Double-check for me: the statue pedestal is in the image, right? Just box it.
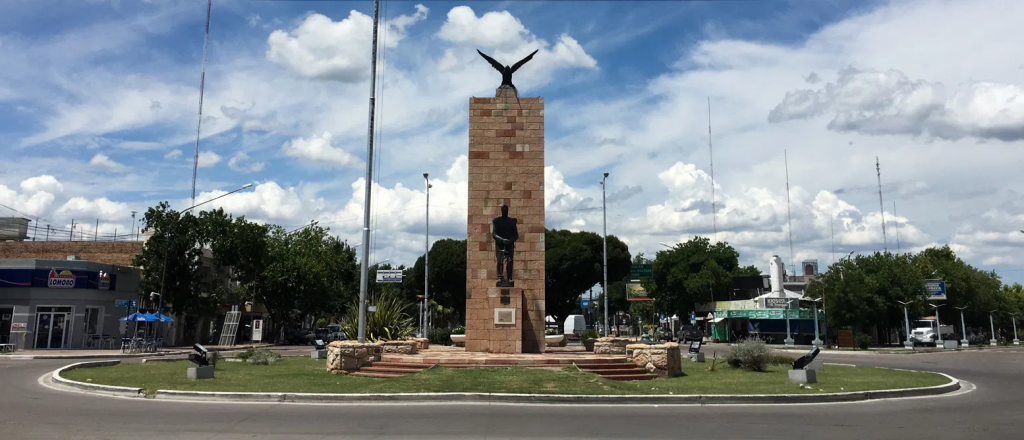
[688,352,705,363]
[788,369,817,384]
[187,365,215,380]
[311,349,327,360]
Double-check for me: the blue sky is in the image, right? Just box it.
[1,0,1022,285]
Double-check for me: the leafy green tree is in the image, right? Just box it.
[544,229,631,325]
[650,236,743,319]
[913,246,1004,325]
[403,239,467,321]
[133,202,216,317]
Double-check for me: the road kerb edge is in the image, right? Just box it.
[50,360,145,398]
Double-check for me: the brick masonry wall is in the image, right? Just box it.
[0,241,144,267]
[465,87,546,354]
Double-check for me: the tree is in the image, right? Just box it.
[913,246,1004,326]
[403,239,467,322]
[650,237,743,319]
[544,229,631,324]
[133,202,216,317]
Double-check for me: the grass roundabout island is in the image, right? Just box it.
[61,356,952,397]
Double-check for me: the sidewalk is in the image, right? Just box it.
[1,343,276,360]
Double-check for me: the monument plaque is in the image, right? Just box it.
[464,51,546,353]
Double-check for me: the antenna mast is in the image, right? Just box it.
[708,97,717,243]
[191,0,213,205]
[894,200,901,254]
[784,150,795,277]
[876,156,887,252]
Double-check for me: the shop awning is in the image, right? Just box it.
[725,309,822,320]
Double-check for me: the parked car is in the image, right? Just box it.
[314,324,346,343]
[677,325,703,342]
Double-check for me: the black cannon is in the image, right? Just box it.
[792,346,820,370]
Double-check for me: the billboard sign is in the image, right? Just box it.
[925,280,947,300]
[629,264,653,279]
[626,283,647,298]
[47,269,76,289]
[376,270,403,283]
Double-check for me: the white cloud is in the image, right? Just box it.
[195,151,221,168]
[768,67,1024,141]
[88,153,129,172]
[266,5,429,82]
[164,149,182,159]
[247,14,261,28]
[228,151,266,173]
[20,175,64,196]
[0,177,59,217]
[437,6,597,71]
[282,131,361,168]
[56,196,131,220]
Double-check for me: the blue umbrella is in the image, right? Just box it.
[119,312,153,322]
[149,312,174,323]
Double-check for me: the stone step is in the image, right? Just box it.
[602,373,657,381]
[370,362,435,370]
[583,368,650,376]
[360,366,427,374]
[575,362,635,369]
[349,371,407,379]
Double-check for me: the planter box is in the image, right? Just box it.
[545,334,565,346]
[583,340,596,352]
[450,334,466,346]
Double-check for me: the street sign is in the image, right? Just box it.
[376,270,403,283]
[689,312,696,321]
[626,283,647,298]
[252,319,263,342]
[765,298,789,309]
[368,305,378,312]
[925,280,947,300]
[581,299,590,309]
[115,299,129,307]
[629,264,653,279]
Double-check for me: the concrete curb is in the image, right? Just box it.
[152,376,960,404]
[9,350,190,360]
[49,360,145,398]
[49,361,962,405]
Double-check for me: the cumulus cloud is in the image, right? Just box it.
[266,5,429,82]
[164,149,182,159]
[88,153,129,172]
[768,67,1024,141]
[282,131,361,168]
[437,6,597,71]
[0,176,60,217]
[20,175,64,196]
[56,196,131,220]
[228,151,266,173]
[195,151,221,168]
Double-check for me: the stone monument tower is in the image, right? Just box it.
[464,50,545,353]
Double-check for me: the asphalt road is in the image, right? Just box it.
[2,347,1023,439]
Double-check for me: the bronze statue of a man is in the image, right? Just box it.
[491,205,519,286]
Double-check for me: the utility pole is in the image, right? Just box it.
[356,0,382,343]
[94,218,99,241]
[707,97,717,243]
[131,211,137,242]
[70,219,75,241]
[784,150,795,277]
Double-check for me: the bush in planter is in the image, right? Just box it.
[545,328,558,335]
[429,327,452,345]
[581,329,599,341]
[726,337,772,372]
[451,326,465,335]
[339,290,414,342]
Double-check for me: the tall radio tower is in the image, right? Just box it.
[876,156,887,252]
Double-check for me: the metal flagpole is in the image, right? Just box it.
[357,0,382,343]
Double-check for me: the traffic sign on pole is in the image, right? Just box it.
[581,299,590,309]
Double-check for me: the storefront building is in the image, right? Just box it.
[0,259,139,350]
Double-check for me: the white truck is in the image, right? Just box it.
[910,318,955,346]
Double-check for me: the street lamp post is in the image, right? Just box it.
[154,183,252,347]
[600,172,609,337]
[989,311,998,346]
[896,300,914,349]
[784,296,795,347]
[931,303,945,347]
[811,298,822,347]
[954,305,969,347]
[1013,314,1020,345]
[423,173,431,339]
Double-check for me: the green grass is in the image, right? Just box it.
[62,357,951,396]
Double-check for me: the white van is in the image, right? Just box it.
[563,315,587,336]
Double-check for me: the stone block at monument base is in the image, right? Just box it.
[382,340,419,355]
[594,337,630,355]
[464,87,546,354]
[807,359,824,371]
[789,369,817,384]
[326,341,381,373]
[311,349,327,360]
[688,352,706,363]
[626,343,682,377]
[187,365,215,380]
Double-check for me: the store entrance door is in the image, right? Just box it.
[0,307,12,344]
[34,307,72,349]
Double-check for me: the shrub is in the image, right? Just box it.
[451,326,465,335]
[247,349,281,365]
[207,351,219,369]
[429,327,452,345]
[726,337,772,372]
[581,329,600,341]
[339,290,415,342]
[768,354,796,366]
[315,318,328,328]
[558,335,569,347]
[236,348,256,361]
[545,328,558,335]
[854,332,871,350]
